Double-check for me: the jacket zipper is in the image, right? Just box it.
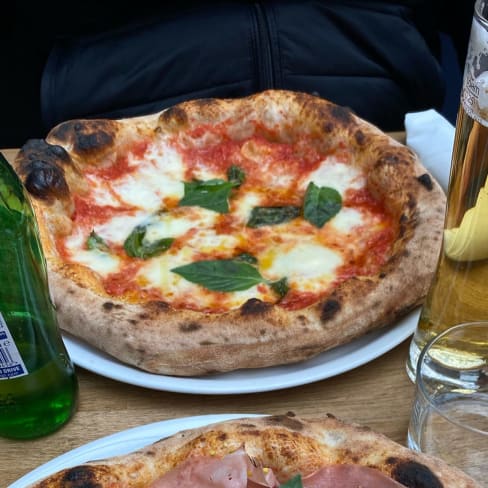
[252,2,275,90]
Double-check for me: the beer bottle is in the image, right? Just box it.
[0,152,78,439]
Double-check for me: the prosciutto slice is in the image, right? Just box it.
[149,448,278,488]
[149,449,405,488]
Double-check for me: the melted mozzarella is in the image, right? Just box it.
[95,212,148,245]
[232,191,263,223]
[304,158,365,196]
[86,175,121,207]
[261,242,343,292]
[71,250,121,276]
[64,230,120,276]
[185,229,241,254]
[331,207,364,233]
[138,247,197,298]
[111,143,185,211]
[143,212,205,244]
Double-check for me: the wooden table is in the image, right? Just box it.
[0,146,416,487]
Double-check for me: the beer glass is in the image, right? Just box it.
[407,0,488,380]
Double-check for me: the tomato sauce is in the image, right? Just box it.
[175,121,324,187]
[103,262,142,296]
[279,291,321,311]
[72,197,121,226]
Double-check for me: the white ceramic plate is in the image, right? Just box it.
[9,413,262,488]
[62,309,418,395]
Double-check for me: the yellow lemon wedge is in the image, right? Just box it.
[444,181,488,261]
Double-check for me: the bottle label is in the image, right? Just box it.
[461,7,488,126]
[0,313,28,380]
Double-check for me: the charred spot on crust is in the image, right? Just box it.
[19,139,71,165]
[193,98,219,110]
[354,129,366,145]
[74,127,114,155]
[240,298,272,315]
[239,423,258,429]
[23,159,69,200]
[377,152,401,166]
[265,414,304,431]
[407,193,417,210]
[242,429,260,437]
[329,104,353,125]
[102,302,115,311]
[145,301,170,314]
[321,298,341,322]
[61,465,113,486]
[399,224,406,238]
[388,459,443,488]
[180,322,202,333]
[159,105,189,129]
[417,173,433,190]
[320,105,354,133]
[217,432,228,441]
[49,120,116,158]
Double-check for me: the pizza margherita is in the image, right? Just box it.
[12,90,446,375]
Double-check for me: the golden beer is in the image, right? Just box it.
[407,4,488,379]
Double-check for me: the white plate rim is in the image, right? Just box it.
[9,413,263,488]
[63,309,418,395]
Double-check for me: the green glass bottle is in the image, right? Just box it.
[0,152,78,439]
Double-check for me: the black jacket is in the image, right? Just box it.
[1,1,474,146]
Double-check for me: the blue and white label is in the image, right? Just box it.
[0,313,28,379]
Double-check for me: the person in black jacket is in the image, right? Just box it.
[0,1,474,148]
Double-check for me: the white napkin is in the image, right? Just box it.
[404,109,456,192]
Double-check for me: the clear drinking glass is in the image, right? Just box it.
[407,322,488,485]
[407,0,488,380]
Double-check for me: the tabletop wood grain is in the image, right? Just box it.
[0,142,416,487]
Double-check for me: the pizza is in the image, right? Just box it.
[25,413,479,487]
[12,90,446,376]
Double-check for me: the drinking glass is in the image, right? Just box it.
[407,322,488,485]
[407,0,488,380]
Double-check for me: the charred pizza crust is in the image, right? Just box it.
[26,413,478,487]
[13,90,446,376]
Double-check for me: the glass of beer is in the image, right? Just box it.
[407,0,488,380]
[407,322,488,485]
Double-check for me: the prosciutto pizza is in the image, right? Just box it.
[12,90,446,376]
[25,413,479,487]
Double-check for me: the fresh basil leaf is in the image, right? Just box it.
[179,179,235,213]
[86,230,110,252]
[303,182,342,228]
[235,252,258,265]
[124,225,174,259]
[227,165,246,187]
[280,474,303,488]
[269,277,289,298]
[171,259,266,292]
[247,205,301,228]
